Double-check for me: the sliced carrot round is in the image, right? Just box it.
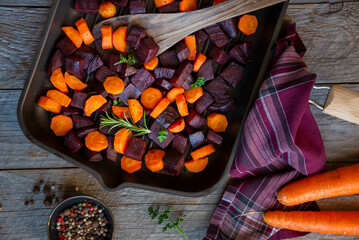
[103,76,125,95]
[113,26,128,52]
[144,56,159,70]
[99,1,117,18]
[168,118,185,133]
[50,114,73,136]
[145,149,165,172]
[46,90,72,107]
[64,72,87,91]
[140,88,163,109]
[50,68,68,93]
[114,129,133,154]
[84,95,107,116]
[121,156,142,174]
[238,14,258,36]
[128,99,143,123]
[37,96,62,113]
[207,113,228,132]
[85,131,108,152]
[184,87,203,104]
[175,94,189,117]
[112,106,130,119]
[166,87,185,103]
[185,157,209,173]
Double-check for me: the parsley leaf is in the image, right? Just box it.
[190,77,205,89]
[114,54,137,66]
[157,129,168,143]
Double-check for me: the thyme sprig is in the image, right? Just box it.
[190,77,205,89]
[114,54,137,66]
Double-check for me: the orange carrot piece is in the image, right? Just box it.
[114,129,133,154]
[99,1,117,18]
[264,211,359,236]
[83,95,107,116]
[144,149,165,172]
[112,106,130,119]
[75,18,95,45]
[277,164,359,206]
[37,96,62,114]
[207,113,228,132]
[166,87,185,103]
[191,144,215,160]
[184,35,196,61]
[238,14,258,36]
[168,118,185,133]
[85,131,108,152]
[46,90,72,107]
[101,25,113,49]
[193,53,207,72]
[103,76,124,95]
[144,56,159,70]
[184,87,203,104]
[150,98,171,119]
[140,87,163,109]
[113,26,128,52]
[62,26,83,48]
[154,0,175,8]
[185,157,208,173]
[121,155,142,174]
[175,95,189,117]
[50,68,68,93]
[64,72,87,91]
[128,99,143,123]
[212,0,226,5]
[50,114,74,136]
[179,0,197,12]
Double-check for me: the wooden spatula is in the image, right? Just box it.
[92,0,287,55]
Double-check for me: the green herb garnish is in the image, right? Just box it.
[148,206,188,240]
[114,54,137,66]
[190,77,205,89]
[113,99,125,107]
[157,129,168,143]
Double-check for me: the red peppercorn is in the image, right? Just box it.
[57,217,63,222]
[64,238,67,240]
[69,212,74,217]
[81,211,84,215]
[90,207,93,211]
[59,235,64,240]
[60,226,65,230]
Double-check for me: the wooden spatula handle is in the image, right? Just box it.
[323,85,359,125]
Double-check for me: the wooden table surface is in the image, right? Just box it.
[1,0,359,239]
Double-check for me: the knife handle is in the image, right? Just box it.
[323,85,359,125]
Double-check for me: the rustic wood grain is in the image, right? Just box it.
[0,1,52,7]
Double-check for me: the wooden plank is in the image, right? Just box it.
[0,0,52,7]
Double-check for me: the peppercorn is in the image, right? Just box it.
[44,197,52,206]
[29,199,34,205]
[24,200,29,206]
[32,185,40,195]
[43,185,51,194]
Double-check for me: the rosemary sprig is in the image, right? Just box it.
[190,77,205,89]
[114,54,137,66]
[157,129,168,143]
[100,111,151,137]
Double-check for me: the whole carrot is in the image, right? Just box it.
[264,211,359,235]
[277,164,359,206]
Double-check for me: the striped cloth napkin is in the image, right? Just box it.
[203,23,327,240]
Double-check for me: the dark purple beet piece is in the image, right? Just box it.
[72,115,94,129]
[99,125,120,136]
[103,136,118,162]
[185,109,207,129]
[56,37,77,56]
[208,46,230,66]
[170,62,194,87]
[156,105,180,128]
[120,64,138,78]
[157,86,169,97]
[204,23,229,48]
[95,66,118,83]
[219,18,239,39]
[130,68,155,92]
[158,1,179,13]
[220,61,244,87]
[136,37,160,64]
[84,148,103,162]
[185,124,196,134]
[87,79,108,98]
[76,127,97,138]
[62,106,81,116]
[48,49,64,74]
[94,38,111,60]
[64,131,83,153]
[162,148,185,176]
[182,74,194,91]
[172,134,189,154]
[207,130,223,145]
[159,50,180,67]
[97,101,111,114]
[119,83,142,105]
[175,42,190,63]
[124,137,147,160]
[111,0,128,7]
[208,97,236,113]
[154,78,173,91]
[87,55,104,74]
[148,121,175,149]
[107,54,124,73]
[75,0,99,13]
[74,45,96,70]
[195,91,215,114]
[197,60,214,81]
[129,0,146,15]
[229,44,249,65]
[239,42,253,59]
[154,67,175,79]
[65,56,85,80]
[205,75,229,98]
[126,27,146,49]
[189,131,206,149]
[194,30,209,46]
[70,91,88,109]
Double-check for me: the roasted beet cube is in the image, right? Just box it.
[126,27,146,49]
[87,55,104,74]
[74,45,96,70]
[48,49,64,74]
[111,0,128,7]
[76,127,97,138]
[197,60,214,81]
[70,91,88,109]
[194,30,209,46]
[159,50,179,67]
[136,37,160,64]
[156,105,180,128]
[175,41,190,63]
[239,42,253,59]
[119,83,142,105]
[56,37,77,56]
[154,78,173,91]
[64,131,83,153]
[72,115,94,129]
[84,148,103,162]
[129,0,146,14]
[185,124,196,134]
[124,137,147,160]
[75,0,99,13]
[205,75,229,98]
[87,79,108,98]
[148,121,175,149]
[95,66,118,83]
[107,54,124,73]
[65,56,85,80]
[207,130,223,145]
[182,74,194,90]
[219,18,239,39]
[99,125,120,136]
[103,136,118,162]
[220,61,244,87]
[120,64,138,78]
[130,67,155,92]
[208,97,236,113]
[172,134,189,154]
[154,67,175,79]
[62,106,81,116]
[158,1,179,12]
[208,46,230,66]
[229,44,249,65]
[162,148,185,176]
[189,131,206,149]
[185,109,207,129]
[204,23,229,48]
[97,101,111,114]
[195,91,215,114]
[170,62,194,87]
[94,38,111,60]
